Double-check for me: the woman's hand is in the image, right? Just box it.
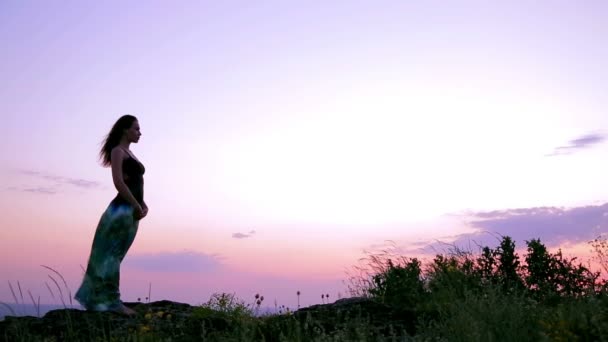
[134,204,147,220]
[142,202,149,217]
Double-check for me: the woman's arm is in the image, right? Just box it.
[111,147,143,211]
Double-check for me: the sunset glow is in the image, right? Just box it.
[1,1,608,311]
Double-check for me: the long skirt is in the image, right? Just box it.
[74,203,139,311]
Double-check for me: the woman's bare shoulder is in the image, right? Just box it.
[110,146,128,163]
[111,146,126,155]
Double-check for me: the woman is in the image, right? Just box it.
[75,115,148,316]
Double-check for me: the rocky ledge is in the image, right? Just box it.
[0,298,415,341]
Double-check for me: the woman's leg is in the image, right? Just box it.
[75,204,139,311]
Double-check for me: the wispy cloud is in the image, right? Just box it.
[22,187,57,195]
[63,178,99,188]
[123,251,223,273]
[11,169,102,194]
[232,230,256,239]
[547,133,606,156]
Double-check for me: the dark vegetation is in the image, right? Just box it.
[2,235,608,341]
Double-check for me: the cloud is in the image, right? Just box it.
[63,178,100,188]
[22,187,57,195]
[232,230,256,239]
[13,169,102,193]
[18,170,41,176]
[383,203,608,259]
[547,133,606,156]
[433,203,608,253]
[123,251,223,273]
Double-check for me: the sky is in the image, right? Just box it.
[1,0,608,311]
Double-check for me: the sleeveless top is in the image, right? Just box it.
[110,150,145,207]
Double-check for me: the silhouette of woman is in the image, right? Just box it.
[75,115,147,316]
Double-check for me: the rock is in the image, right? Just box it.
[0,298,416,340]
[0,300,206,341]
[294,296,410,329]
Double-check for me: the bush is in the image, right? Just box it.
[418,286,542,342]
[360,235,608,340]
[369,258,426,309]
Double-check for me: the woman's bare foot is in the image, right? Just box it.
[110,303,137,316]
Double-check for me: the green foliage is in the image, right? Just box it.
[196,292,253,318]
[369,257,425,309]
[476,246,498,285]
[360,235,608,340]
[590,234,608,275]
[525,239,599,301]
[496,236,524,291]
[427,253,482,299]
[417,286,542,342]
[538,296,608,341]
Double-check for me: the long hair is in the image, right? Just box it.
[99,115,138,167]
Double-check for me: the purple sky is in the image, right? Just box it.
[1,0,608,310]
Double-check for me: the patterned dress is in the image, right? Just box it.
[75,154,145,311]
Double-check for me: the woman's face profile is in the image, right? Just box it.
[125,120,141,143]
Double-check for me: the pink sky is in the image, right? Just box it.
[1,0,608,310]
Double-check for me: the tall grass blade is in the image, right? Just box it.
[45,281,56,302]
[17,281,25,314]
[0,301,16,316]
[42,265,73,306]
[48,275,66,308]
[28,290,40,317]
[8,280,22,315]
